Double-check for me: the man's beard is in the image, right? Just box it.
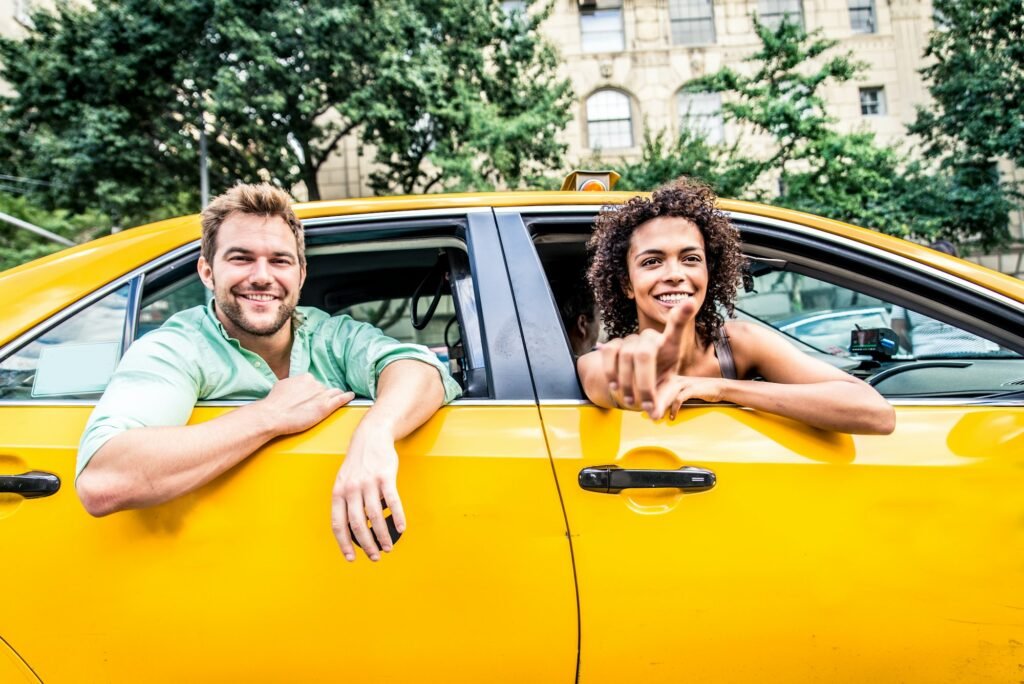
[216,286,295,337]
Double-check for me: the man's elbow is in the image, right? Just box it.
[76,468,129,517]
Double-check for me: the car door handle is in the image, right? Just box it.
[578,465,716,494]
[0,471,61,499]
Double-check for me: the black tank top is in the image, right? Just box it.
[713,329,738,380]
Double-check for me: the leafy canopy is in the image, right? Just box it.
[910,0,1024,167]
[0,0,573,226]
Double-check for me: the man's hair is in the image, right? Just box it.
[928,239,958,257]
[550,269,596,332]
[586,176,744,346]
[200,183,305,266]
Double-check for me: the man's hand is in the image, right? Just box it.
[652,374,727,421]
[330,424,404,562]
[597,304,688,414]
[326,359,445,563]
[258,374,354,435]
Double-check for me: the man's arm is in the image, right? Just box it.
[330,359,446,562]
[77,375,353,516]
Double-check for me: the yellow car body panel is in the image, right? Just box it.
[543,404,1024,683]
[0,638,40,684]
[2,190,1023,681]
[0,404,577,682]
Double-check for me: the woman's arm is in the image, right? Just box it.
[654,321,895,434]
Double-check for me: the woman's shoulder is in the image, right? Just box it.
[720,320,788,375]
[722,319,772,345]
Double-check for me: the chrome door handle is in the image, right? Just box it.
[0,471,61,499]
[578,465,715,494]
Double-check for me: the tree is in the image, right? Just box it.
[614,127,757,199]
[672,15,1015,248]
[365,1,573,194]
[910,0,1024,167]
[0,0,572,226]
[905,0,1023,250]
[685,16,865,191]
[0,1,207,225]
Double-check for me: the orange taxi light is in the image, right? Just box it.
[561,170,621,192]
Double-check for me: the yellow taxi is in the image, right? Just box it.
[1,183,1023,683]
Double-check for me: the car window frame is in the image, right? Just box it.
[497,205,1024,407]
[0,208,536,406]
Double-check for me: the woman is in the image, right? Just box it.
[577,177,895,434]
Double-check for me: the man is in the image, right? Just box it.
[550,270,600,357]
[76,183,461,562]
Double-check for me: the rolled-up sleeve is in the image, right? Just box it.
[76,330,201,479]
[327,316,461,403]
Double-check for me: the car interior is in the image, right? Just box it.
[528,216,1024,403]
[137,239,485,397]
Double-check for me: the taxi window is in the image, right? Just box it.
[340,296,460,363]
[528,223,1020,402]
[0,284,131,400]
[739,264,1019,398]
[133,237,485,397]
[740,269,1008,359]
[137,273,207,339]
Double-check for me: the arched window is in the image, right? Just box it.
[586,90,633,150]
[677,91,724,145]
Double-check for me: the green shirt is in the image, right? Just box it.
[77,302,461,477]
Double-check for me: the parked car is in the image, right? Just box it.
[777,306,891,352]
[1,190,1022,683]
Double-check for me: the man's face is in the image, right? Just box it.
[197,212,305,340]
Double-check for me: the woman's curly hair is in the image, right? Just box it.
[586,176,744,346]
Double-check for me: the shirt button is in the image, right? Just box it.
[254,361,262,367]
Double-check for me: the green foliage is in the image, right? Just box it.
[614,127,757,199]
[366,0,573,194]
[910,0,1024,167]
[685,16,864,180]
[0,192,111,271]
[0,1,208,225]
[0,0,573,225]
[904,0,1023,250]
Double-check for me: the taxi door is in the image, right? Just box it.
[0,212,577,683]
[498,208,1024,684]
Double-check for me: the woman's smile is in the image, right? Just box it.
[626,216,708,331]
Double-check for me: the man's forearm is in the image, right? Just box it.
[358,360,446,440]
[76,401,281,516]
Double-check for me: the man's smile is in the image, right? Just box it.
[236,292,281,303]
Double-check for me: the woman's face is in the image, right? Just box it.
[625,216,708,332]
